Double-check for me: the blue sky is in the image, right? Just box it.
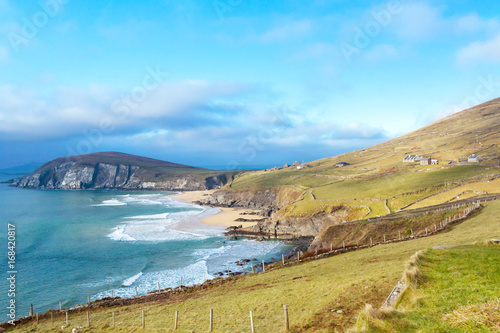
[0,0,499,170]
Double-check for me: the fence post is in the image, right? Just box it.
[343,240,345,248]
[209,308,213,332]
[174,311,178,330]
[135,286,138,296]
[142,310,145,328]
[88,295,90,304]
[51,312,53,323]
[66,311,68,325]
[283,304,289,331]
[425,227,428,235]
[250,310,255,333]
[29,303,33,317]
[251,265,255,273]
[282,254,285,265]
[262,260,265,272]
[434,224,437,231]
[227,267,230,277]
[59,301,62,311]
[36,312,39,325]
[111,290,114,298]
[242,265,246,274]
[370,238,373,246]
[330,243,333,251]
[398,231,401,240]
[383,235,386,243]
[87,311,90,327]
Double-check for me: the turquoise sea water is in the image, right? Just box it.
[0,174,291,319]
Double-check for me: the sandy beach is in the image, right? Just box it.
[173,190,262,227]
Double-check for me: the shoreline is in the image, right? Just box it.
[173,190,263,228]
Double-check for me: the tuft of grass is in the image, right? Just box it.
[444,298,500,332]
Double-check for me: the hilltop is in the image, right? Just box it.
[9,152,238,191]
[200,98,500,241]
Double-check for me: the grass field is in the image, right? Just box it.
[408,177,500,209]
[351,244,500,332]
[12,200,500,332]
[223,100,500,220]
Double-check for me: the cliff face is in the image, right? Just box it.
[199,188,351,239]
[10,161,229,191]
[248,209,349,238]
[197,188,281,213]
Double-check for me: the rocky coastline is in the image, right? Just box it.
[8,161,230,191]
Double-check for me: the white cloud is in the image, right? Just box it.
[253,19,312,43]
[0,80,249,140]
[391,2,444,40]
[455,13,499,34]
[287,42,337,62]
[456,34,500,65]
[363,44,398,62]
[0,46,9,62]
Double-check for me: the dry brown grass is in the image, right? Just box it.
[444,298,500,332]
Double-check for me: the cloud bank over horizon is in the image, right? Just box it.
[1,0,499,169]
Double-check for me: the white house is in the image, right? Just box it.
[468,154,482,163]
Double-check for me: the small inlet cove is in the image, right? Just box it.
[0,175,292,317]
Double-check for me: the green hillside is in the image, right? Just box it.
[352,243,500,332]
[227,99,500,219]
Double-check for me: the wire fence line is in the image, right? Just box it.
[23,304,293,332]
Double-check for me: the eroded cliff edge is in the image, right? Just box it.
[7,152,235,191]
[196,187,355,242]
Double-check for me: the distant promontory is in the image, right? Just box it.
[8,152,236,191]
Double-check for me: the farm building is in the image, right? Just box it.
[336,162,350,167]
[468,154,482,163]
[403,155,423,162]
[431,158,438,165]
[420,157,431,165]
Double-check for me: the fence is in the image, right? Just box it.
[23,304,292,332]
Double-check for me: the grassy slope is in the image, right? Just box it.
[353,244,500,332]
[14,200,500,332]
[228,99,500,218]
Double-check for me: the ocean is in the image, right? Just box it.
[0,174,291,319]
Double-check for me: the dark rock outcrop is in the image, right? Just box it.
[9,153,233,191]
[196,188,281,213]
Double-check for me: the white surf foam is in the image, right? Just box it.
[92,259,211,300]
[92,199,127,206]
[125,213,170,219]
[122,272,143,287]
[107,225,137,241]
[93,193,206,210]
[107,221,208,242]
